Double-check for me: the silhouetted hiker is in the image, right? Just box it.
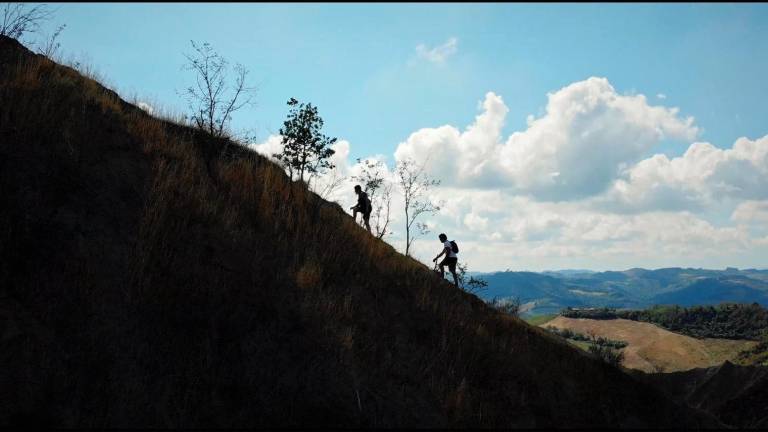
[433,233,459,286]
[350,185,372,233]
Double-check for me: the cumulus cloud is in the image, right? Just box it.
[245,78,767,271]
[404,190,755,271]
[415,37,458,63]
[137,102,155,115]
[732,200,768,224]
[605,135,768,211]
[394,91,508,188]
[249,134,283,160]
[394,77,698,200]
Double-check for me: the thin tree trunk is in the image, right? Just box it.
[405,206,410,256]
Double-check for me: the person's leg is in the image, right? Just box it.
[363,213,371,232]
[438,257,447,278]
[449,259,459,287]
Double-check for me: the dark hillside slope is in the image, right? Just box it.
[0,36,720,428]
[634,362,768,428]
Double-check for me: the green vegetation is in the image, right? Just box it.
[560,307,618,320]
[735,338,768,366]
[588,343,625,368]
[561,303,768,341]
[544,326,628,349]
[524,314,557,326]
[274,97,337,183]
[544,326,626,367]
[618,303,768,341]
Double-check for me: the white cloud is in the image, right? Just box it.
[657,93,667,99]
[499,78,697,199]
[732,200,768,224]
[137,102,155,115]
[403,192,755,271]
[464,211,489,232]
[249,134,283,160]
[394,77,698,200]
[415,37,458,63]
[246,79,767,271]
[394,91,508,189]
[605,135,768,212]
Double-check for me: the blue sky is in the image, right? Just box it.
[38,3,768,158]
[27,3,768,271]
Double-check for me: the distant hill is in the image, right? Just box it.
[0,36,721,428]
[543,316,757,373]
[653,277,768,306]
[481,268,768,315]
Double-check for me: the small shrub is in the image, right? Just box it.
[487,296,521,317]
[588,343,625,368]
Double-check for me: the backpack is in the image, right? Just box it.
[449,240,459,254]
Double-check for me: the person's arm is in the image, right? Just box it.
[433,246,451,262]
[351,193,364,211]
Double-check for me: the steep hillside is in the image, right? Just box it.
[0,36,721,428]
[634,362,768,428]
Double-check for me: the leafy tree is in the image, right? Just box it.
[616,302,768,340]
[181,40,255,139]
[275,98,336,184]
[395,157,440,256]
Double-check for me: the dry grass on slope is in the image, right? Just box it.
[0,36,721,428]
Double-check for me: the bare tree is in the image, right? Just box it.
[314,164,346,201]
[37,22,65,58]
[373,182,393,239]
[1,3,54,40]
[351,158,393,239]
[181,40,255,138]
[395,157,440,256]
[457,262,489,295]
[486,296,521,317]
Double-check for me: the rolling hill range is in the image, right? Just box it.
[542,316,757,373]
[481,268,768,315]
[0,36,723,428]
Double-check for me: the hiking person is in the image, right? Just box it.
[350,185,372,233]
[433,233,459,286]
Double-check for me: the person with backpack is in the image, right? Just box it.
[433,233,459,287]
[350,184,372,233]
